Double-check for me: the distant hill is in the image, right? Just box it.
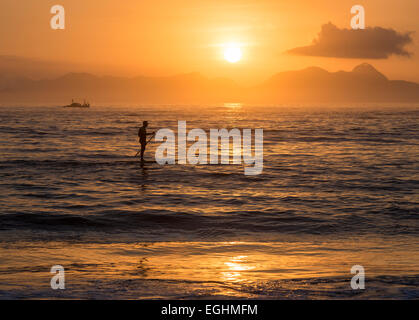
[254,63,419,103]
[0,71,240,104]
[0,63,418,104]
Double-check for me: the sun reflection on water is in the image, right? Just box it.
[221,255,256,282]
[224,103,242,109]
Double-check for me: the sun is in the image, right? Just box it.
[224,45,242,63]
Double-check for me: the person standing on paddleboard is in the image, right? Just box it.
[138,121,155,161]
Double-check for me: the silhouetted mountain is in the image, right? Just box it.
[0,63,418,104]
[0,71,240,104]
[254,63,419,103]
[351,63,387,81]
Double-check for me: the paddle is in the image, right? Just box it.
[134,132,156,157]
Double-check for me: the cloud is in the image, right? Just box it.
[287,23,413,59]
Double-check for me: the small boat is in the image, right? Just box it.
[64,99,90,108]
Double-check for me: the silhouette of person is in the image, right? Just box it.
[138,121,155,161]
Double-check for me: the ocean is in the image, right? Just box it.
[0,104,418,299]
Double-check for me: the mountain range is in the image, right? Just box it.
[1,61,418,104]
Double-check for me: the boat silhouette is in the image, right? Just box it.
[64,99,90,108]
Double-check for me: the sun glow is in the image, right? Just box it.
[223,44,242,63]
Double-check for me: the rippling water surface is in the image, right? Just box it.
[0,104,418,299]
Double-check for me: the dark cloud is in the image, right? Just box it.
[287,23,413,59]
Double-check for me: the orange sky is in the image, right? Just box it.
[0,0,418,84]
